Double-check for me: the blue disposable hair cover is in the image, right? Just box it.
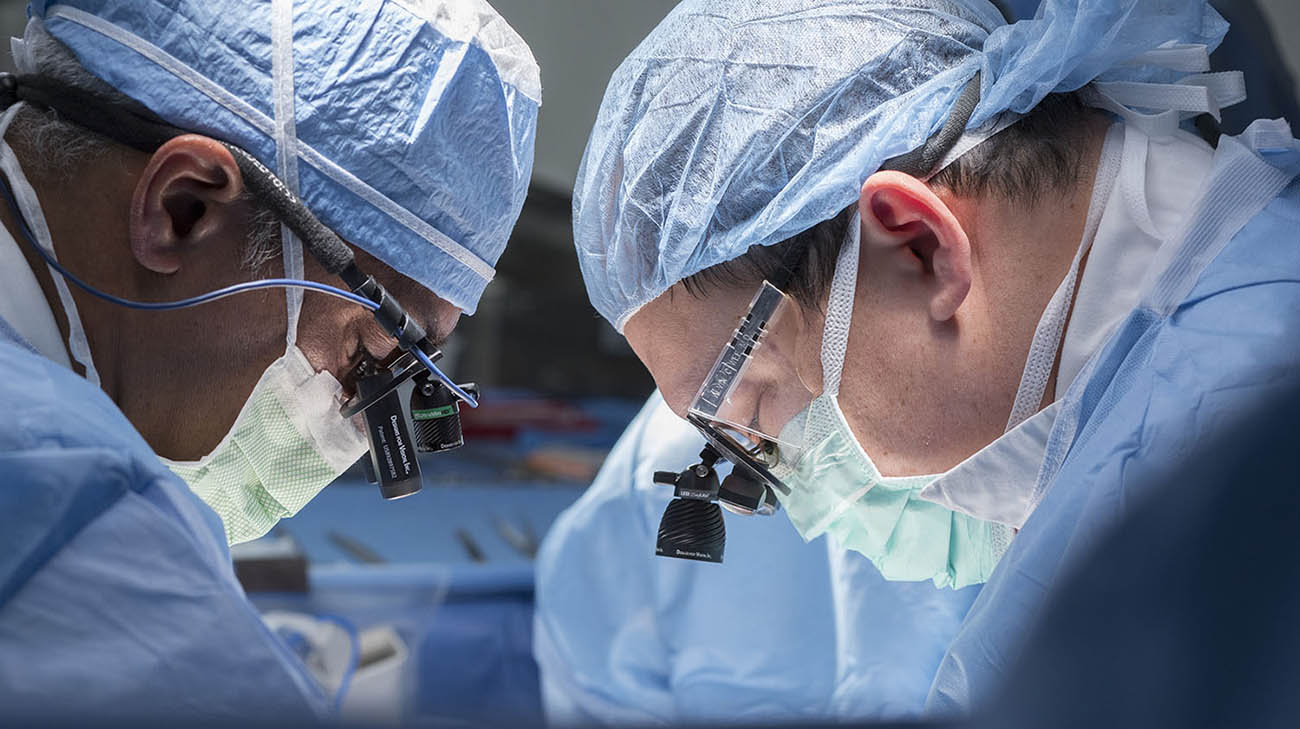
[575,0,1227,330]
[29,0,541,314]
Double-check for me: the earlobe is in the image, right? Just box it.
[129,135,244,275]
[858,171,972,321]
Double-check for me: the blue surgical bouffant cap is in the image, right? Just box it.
[576,0,1228,331]
[27,0,540,314]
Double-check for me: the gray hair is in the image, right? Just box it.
[8,21,281,272]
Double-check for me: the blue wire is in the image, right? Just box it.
[3,179,478,408]
[26,237,379,312]
[38,232,476,408]
[0,174,380,312]
[414,346,478,408]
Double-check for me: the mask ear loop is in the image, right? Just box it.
[817,212,861,400]
[272,0,304,351]
[0,100,103,384]
[811,72,984,396]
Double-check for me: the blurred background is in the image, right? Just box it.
[0,0,1294,725]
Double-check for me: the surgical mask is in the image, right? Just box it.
[160,102,368,545]
[160,344,367,545]
[766,215,1009,589]
[0,105,99,384]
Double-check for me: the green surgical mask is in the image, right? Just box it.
[161,345,368,545]
[160,219,368,545]
[773,391,1007,589]
[770,213,1011,589]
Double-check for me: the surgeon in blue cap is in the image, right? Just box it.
[0,0,537,719]
[540,0,1300,721]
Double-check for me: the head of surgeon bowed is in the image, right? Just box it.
[578,0,1114,488]
[3,119,460,459]
[1,3,539,541]
[624,99,1109,479]
[571,0,1151,588]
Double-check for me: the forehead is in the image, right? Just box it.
[623,283,756,416]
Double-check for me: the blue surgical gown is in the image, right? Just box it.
[927,127,1300,713]
[533,392,979,724]
[0,330,326,719]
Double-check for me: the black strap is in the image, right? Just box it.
[0,72,357,277]
[881,71,983,178]
[0,71,430,355]
[0,72,181,153]
[771,72,984,290]
[0,72,441,377]
[768,234,810,291]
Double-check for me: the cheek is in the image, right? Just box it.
[780,311,827,398]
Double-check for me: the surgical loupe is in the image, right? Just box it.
[652,282,794,564]
[653,441,782,564]
[345,348,479,499]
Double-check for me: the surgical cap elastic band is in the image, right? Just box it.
[271,0,304,347]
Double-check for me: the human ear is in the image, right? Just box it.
[858,170,971,321]
[128,135,245,275]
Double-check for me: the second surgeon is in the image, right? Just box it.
[540,0,1300,720]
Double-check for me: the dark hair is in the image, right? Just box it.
[681,203,856,312]
[929,92,1095,203]
[683,92,1098,311]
